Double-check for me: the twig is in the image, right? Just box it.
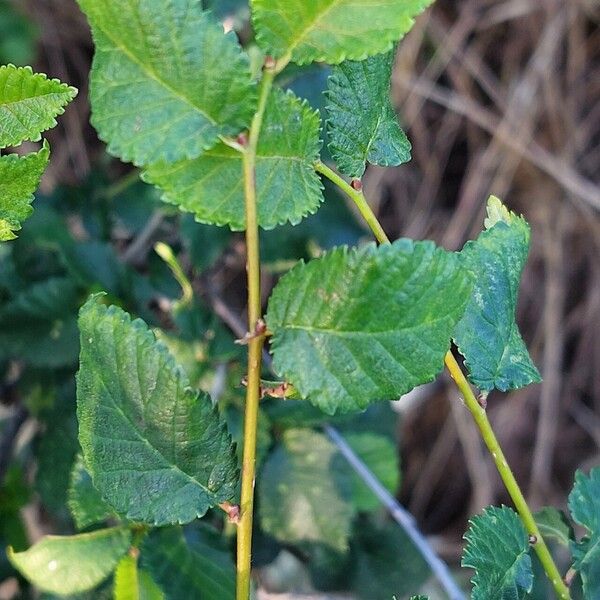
[237,58,280,600]
[445,352,570,599]
[324,424,466,600]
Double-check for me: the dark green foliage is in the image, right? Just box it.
[4,2,588,600]
[68,455,115,530]
[259,429,354,551]
[351,517,430,600]
[141,526,236,600]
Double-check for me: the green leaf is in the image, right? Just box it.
[251,0,435,65]
[338,432,399,511]
[140,526,235,600]
[258,429,354,552]
[68,455,115,530]
[462,505,533,600]
[454,196,541,391]
[114,555,164,600]
[8,527,131,595]
[534,507,574,547]
[568,467,600,599]
[0,141,50,241]
[143,88,323,230]
[326,49,411,178]
[0,275,77,321]
[351,516,430,600]
[0,5,38,66]
[0,277,80,366]
[77,0,256,166]
[35,388,79,513]
[266,239,472,414]
[76,296,238,526]
[0,65,76,148]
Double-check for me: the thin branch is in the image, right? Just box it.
[324,424,466,600]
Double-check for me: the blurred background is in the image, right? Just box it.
[0,0,599,598]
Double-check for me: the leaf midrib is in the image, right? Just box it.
[488,548,529,597]
[93,346,216,503]
[280,316,448,337]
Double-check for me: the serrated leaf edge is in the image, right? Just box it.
[77,296,238,526]
[0,64,77,147]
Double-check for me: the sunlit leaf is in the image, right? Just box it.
[252,0,435,65]
[78,0,255,166]
[0,65,76,148]
[8,527,131,595]
[267,240,472,413]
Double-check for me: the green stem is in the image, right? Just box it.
[319,161,570,599]
[445,352,570,599]
[236,62,279,600]
[154,242,193,309]
[315,161,390,245]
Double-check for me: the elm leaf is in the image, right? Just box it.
[76,296,238,526]
[0,141,49,241]
[8,527,131,595]
[462,505,533,600]
[0,65,76,148]
[258,429,354,552]
[141,526,235,600]
[568,467,600,599]
[453,196,541,391]
[266,239,472,414]
[114,555,164,600]
[77,0,256,166]
[534,507,574,548]
[143,88,323,230]
[326,49,411,178]
[251,0,435,65]
[68,454,115,531]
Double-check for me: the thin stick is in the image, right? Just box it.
[319,160,571,599]
[324,424,466,600]
[236,59,279,600]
